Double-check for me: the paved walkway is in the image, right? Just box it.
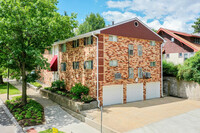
[0,80,99,133]
[127,109,200,133]
[0,106,17,133]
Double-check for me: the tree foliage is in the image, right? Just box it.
[77,13,105,35]
[163,60,179,77]
[0,0,78,104]
[192,17,200,33]
[177,51,200,84]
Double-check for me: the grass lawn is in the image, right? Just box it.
[0,82,21,95]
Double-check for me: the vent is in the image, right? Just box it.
[134,21,139,27]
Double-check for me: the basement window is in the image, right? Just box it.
[109,35,118,42]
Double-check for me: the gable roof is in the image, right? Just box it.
[53,17,164,45]
[157,28,200,52]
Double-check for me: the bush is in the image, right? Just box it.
[81,95,93,103]
[163,60,178,77]
[30,82,42,88]
[177,51,200,83]
[44,87,56,92]
[70,83,89,99]
[51,80,65,90]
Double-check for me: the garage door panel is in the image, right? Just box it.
[127,83,143,102]
[103,85,123,106]
[146,82,160,99]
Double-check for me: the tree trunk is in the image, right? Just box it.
[21,62,27,105]
[0,75,3,84]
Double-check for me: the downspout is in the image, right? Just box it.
[161,40,166,97]
[92,33,100,108]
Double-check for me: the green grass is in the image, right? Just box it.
[30,82,42,88]
[39,129,65,133]
[0,82,21,95]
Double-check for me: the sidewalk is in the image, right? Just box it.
[1,80,99,133]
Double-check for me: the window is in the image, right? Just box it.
[189,52,195,58]
[61,44,66,52]
[194,38,200,44]
[150,41,155,46]
[73,40,79,48]
[184,53,188,61]
[171,38,174,42]
[61,63,66,71]
[134,21,139,27]
[179,53,182,58]
[84,60,93,69]
[128,44,133,55]
[129,68,134,79]
[109,35,118,42]
[138,45,142,56]
[84,36,93,45]
[115,73,121,79]
[166,54,170,58]
[48,48,52,54]
[138,68,143,78]
[73,62,79,69]
[109,60,118,67]
[150,62,156,67]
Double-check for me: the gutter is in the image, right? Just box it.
[92,33,100,108]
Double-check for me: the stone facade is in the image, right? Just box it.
[39,33,162,104]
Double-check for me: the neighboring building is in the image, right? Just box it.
[39,18,164,106]
[157,28,200,65]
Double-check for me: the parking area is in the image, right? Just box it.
[83,97,200,133]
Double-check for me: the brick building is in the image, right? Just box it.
[157,28,200,65]
[39,18,164,106]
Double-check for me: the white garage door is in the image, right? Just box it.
[146,82,160,99]
[103,85,123,106]
[127,83,143,102]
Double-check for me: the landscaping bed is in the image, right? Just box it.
[0,82,21,95]
[5,96,44,127]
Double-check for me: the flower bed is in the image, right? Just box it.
[40,89,97,113]
[5,96,44,127]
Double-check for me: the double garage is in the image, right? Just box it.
[103,82,161,106]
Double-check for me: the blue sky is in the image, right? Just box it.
[57,0,200,33]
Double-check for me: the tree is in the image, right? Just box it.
[0,0,78,105]
[77,13,105,35]
[192,17,200,33]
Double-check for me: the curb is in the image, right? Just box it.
[0,98,25,133]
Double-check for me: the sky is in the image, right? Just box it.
[57,0,200,33]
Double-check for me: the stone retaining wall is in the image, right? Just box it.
[163,77,200,100]
[40,89,98,113]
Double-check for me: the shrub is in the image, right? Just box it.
[81,95,93,103]
[163,60,178,77]
[44,87,56,92]
[51,80,65,90]
[70,83,89,99]
[30,82,42,88]
[177,51,200,83]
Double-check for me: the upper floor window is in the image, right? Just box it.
[194,38,200,44]
[73,40,79,48]
[128,44,133,55]
[150,41,155,46]
[109,35,118,42]
[171,38,174,42]
[179,53,182,58]
[150,62,156,67]
[138,68,143,78]
[109,60,118,67]
[84,60,93,69]
[61,44,66,52]
[61,63,66,71]
[73,61,79,69]
[138,45,142,56]
[129,68,134,79]
[84,36,93,45]
[166,54,170,58]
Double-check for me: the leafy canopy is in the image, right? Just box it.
[77,13,105,35]
[192,17,200,33]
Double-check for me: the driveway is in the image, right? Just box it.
[83,97,200,133]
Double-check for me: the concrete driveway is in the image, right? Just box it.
[83,97,200,133]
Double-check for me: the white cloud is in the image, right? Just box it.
[103,0,200,33]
